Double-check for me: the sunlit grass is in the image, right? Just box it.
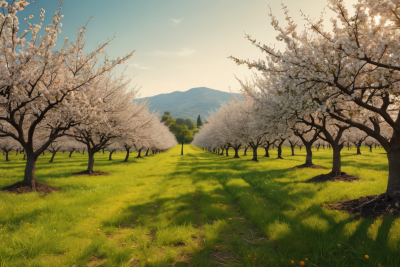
[0,145,397,266]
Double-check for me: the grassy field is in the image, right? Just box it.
[0,145,398,267]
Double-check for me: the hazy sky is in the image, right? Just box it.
[16,0,357,97]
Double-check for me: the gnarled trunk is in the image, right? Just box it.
[69,150,74,157]
[277,146,283,159]
[49,152,57,163]
[330,145,343,176]
[251,147,258,162]
[387,148,400,199]
[220,148,224,155]
[145,149,149,156]
[109,150,114,161]
[124,148,130,162]
[136,149,142,158]
[357,145,361,155]
[87,150,95,174]
[233,147,240,158]
[244,147,248,156]
[290,146,295,156]
[263,146,270,157]
[23,152,37,189]
[305,144,313,166]
[5,151,9,161]
[225,147,229,156]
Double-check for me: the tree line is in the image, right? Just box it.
[195,0,400,209]
[0,1,177,192]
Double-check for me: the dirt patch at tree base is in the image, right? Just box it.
[328,194,400,218]
[2,181,60,194]
[306,172,360,183]
[72,170,110,176]
[291,164,328,169]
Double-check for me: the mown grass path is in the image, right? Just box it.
[0,145,399,266]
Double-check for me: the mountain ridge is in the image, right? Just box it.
[137,87,241,121]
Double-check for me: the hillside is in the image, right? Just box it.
[137,87,241,121]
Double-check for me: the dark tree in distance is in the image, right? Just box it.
[197,115,203,128]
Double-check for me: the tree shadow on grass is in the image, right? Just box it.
[173,148,400,266]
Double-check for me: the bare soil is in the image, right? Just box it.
[306,172,360,183]
[328,193,400,218]
[72,170,110,176]
[291,164,328,169]
[2,180,60,194]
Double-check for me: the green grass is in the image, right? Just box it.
[0,146,398,267]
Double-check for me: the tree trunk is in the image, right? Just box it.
[277,146,283,159]
[181,137,184,156]
[87,150,95,174]
[330,145,343,176]
[109,150,114,161]
[244,147,248,156]
[16,150,18,156]
[69,150,74,157]
[124,148,130,162]
[136,149,142,158]
[369,145,373,152]
[303,144,312,166]
[102,148,105,154]
[233,147,240,158]
[264,146,270,157]
[23,153,37,189]
[251,147,258,162]
[357,145,361,155]
[145,149,149,156]
[49,152,56,163]
[291,146,295,156]
[5,151,9,161]
[23,153,26,160]
[225,147,229,156]
[220,148,224,155]
[386,148,400,199]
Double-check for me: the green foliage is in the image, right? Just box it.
[170,124,193,143]
[196,115,203,128]
[185,118,195,130]
[162,112,195,143]
[161,114,175,126]
[164,111,170,116]
[175,118,185,125]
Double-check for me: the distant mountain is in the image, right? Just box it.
[137,87,241,121]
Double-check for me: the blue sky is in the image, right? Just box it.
[14,0,357,97]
